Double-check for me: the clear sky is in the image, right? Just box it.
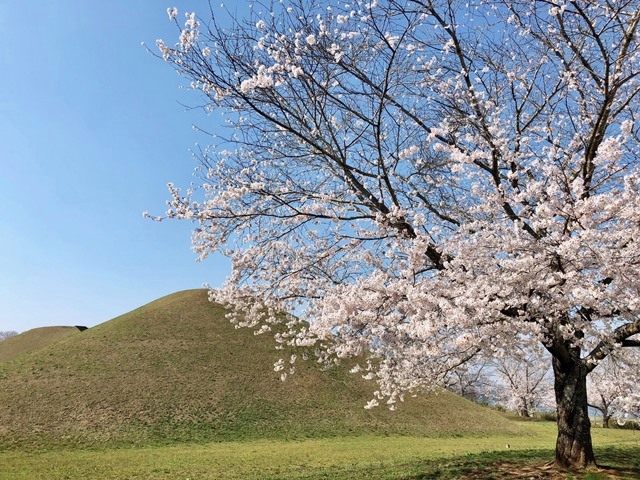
[0,1,236,333]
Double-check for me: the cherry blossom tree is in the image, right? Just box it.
[155,0,640,468]
[492,346,554,417]
[444,360,492,403]
[0,331,18,341]
[588,352,640,428]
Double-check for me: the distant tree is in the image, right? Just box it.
[588,352,640,428]
[492,347,553,418]
[156,0,640,469]
[445,361,492,403]
[0,331,18,342]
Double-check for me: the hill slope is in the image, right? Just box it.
[0,290,523,448]
[0,326,84,363]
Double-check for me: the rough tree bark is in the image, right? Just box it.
[553,355,596,468]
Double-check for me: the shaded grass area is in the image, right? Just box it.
[394,446,640,480]
[0,424,637,480]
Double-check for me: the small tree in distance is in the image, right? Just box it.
[588,353,640,428]
[155,0,640,469]
[0,331,18,342]
[444,361,492,404]
[493,346,554,418]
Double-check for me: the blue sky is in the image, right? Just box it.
[0,2,237,332]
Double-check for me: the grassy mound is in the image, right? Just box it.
[0,290,524,448]
[0,326,84,363]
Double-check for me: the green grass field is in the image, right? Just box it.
[0,325,83,362]
[0,290,522,449]
[2,290,638,479]
[0,423,638,479]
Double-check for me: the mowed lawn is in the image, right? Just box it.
[1,423,639,480]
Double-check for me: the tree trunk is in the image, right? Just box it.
[552,357,597,468]
[601,400,611,429]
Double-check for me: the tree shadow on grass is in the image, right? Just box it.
[401,446,640,480]
[590,445,640,480]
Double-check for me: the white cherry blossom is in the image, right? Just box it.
[155,0,640,469]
